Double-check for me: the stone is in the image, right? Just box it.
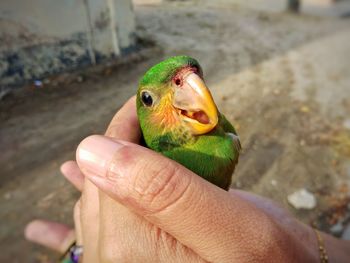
[330,221,344,235]
[34,80,43,87]
[287,188,317,209]
[342,223,350,240]
[3,192,12,200]
[343,119,350,130]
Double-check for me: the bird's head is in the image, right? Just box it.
[137,56,218,146]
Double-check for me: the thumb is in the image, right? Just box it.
[76,135,282,263]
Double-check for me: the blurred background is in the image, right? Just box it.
[1,0,350,262]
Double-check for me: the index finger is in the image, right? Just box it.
[105,96,140,143]
[79,96,140,261]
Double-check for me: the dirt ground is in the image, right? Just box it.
[1,1,350,262]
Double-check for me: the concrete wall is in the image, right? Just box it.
[176,0,348,13]
[133,0,163,4]
[0,0,136,89]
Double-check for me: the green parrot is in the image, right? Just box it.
[136,56,240,190]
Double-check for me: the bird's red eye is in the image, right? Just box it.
[174,77,182,86]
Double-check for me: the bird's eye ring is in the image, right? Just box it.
[141,91,153,107]
[174,77,182,86]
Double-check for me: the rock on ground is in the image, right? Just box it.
[287,188,317,210]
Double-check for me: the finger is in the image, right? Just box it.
[25,220,75,253]
[79,131,203,263]
[61,161,84,191]
[99,95,141,261]
[80,178,100,263]
[105,95,140,143]
[77,136,280,263]
[78,96,140,262]
[74,200,83,246]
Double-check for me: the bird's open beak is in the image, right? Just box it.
[173,73,218,135]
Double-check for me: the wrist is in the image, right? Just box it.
[314,229,328,262]
[254,218,319,263]
[322,231,350,263]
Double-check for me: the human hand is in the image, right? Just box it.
[75,131,321,262]
[77,97,326,262]
[26,97,350,262]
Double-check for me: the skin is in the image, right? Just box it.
[25,97,350,262]
[137,56,240,189]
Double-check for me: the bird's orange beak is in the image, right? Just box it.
[173,73,218,135]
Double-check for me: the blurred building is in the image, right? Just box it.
[0,0,136,89]
[1,0,348,91]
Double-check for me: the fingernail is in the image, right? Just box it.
[76,135,123,178]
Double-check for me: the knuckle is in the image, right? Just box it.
[131,159,190,214]
[150,223,174,248]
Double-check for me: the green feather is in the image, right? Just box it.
[163,114,239,189]
[140,55,202,87]
[137,56,240,190]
